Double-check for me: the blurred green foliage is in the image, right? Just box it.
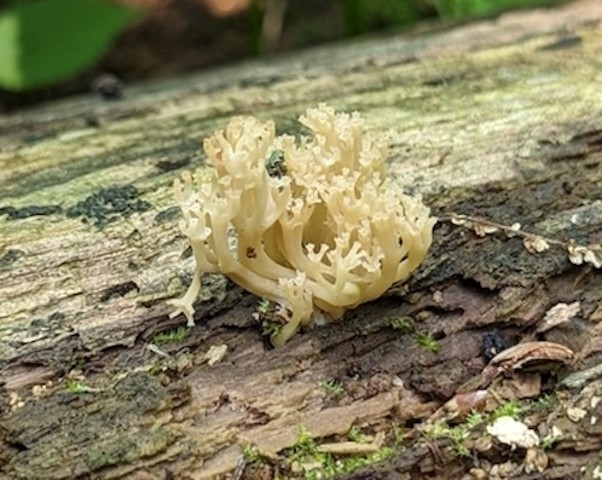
[339,0,562,35]
[341,0,428,36]
[0,0,563,92]
[0,0,137,91]
[431,0,562,19]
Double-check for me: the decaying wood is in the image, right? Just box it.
[1,1,602,478]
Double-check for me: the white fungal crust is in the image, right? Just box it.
[170,104,436,345]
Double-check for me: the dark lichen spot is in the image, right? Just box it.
[1,371,189,478]
[237,75,281,89]
[422,75,459,87]
[22,131,51,144]
[29,311,66,335]
[66,185,151,228]
[99,281,139,302]
[154,206,181,223]
[181,245,193,259]
[155,157,191,172]
[85,428,178,471]
[266,150,287,178]
[84,114,100,128]
[0,204,63,220]
[0,248,24,268]
[48,311,66,322]
[540,35,582,51]
[482,329,511,361]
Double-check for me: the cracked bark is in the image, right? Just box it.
[1,1,601,479]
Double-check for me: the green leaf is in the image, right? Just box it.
[0,0,138,91]
[0,10,20,88]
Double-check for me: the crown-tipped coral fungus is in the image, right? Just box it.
[169,104,435,345]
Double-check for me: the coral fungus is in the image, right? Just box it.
[170,104,435,345]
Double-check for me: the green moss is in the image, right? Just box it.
[346,426,362,442]
[416,332,440,353]
[237,425,402,479]
[540,433,558,450]
[389,316,415,332]
[283,426,398,479]
[492,399,523,420]
[254,298,285,339]
[152,326,191,345]
[65,379,98,394]
[148,361,165,376]
[242,443,261,464]
[464,411,485,429]
[534,393,557,411]
[424,393,556,459]
[425,421,472,458]
[319,380,344,396]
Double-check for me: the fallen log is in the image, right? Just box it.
[1,1,601,478]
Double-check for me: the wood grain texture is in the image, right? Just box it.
[1,1,601,478]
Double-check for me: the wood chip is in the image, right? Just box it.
[487,416,539,449]
[523,235,550,253]
[482,341,574,381]
[537,302,580,333]
[317,441,380,455]
[204,344,228,365]
[430,390,488,422]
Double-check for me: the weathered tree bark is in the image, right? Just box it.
[1,1,602,479]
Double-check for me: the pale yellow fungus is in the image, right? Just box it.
[169,104,435,345]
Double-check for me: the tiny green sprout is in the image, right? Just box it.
[540,433,558,450]
[425,421,471,458]
[465,411,485,429]
[425,422,451,439]
[263,321,282,338]
[65,380,98,394]
[347,426,362,442]
[372,446,394,462]
[148,361,165,376]
[534,393,557,411]
[319,379,344,396]
[242,443,260,464]
[417,332,440,353]
[281,424,402,479]
[393,427,406,447]
[289,426,336,478]
[254,299,285,339]
[256,298,272,315]
[447,427,470,457]
[389,316,415,332]
[492,400,523,420]
[152,326,190,345]
[291,426,318,460]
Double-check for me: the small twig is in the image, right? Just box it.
[147,343,171,358]
[438,213,601,268]
[232,454,246,480]
[439,213,560,245]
